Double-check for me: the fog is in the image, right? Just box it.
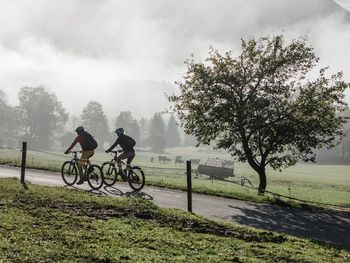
[0,0,350,119]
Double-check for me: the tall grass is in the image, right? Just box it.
[1,147,349,207]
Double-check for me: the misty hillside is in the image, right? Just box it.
[0,0,350,119]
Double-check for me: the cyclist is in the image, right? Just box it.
[64,126,97,184]
[105,128,136,181]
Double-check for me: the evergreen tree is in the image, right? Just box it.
[147,112,166,152]
[139,117,148,141]
[114,111,140,142]
[149,112,166,137]
[165,114,181,147]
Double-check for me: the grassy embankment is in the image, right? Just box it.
[0,178,349,262]
[1,148,349,208]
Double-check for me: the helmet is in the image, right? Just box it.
[75,126,84,133]
[115,127,124,136]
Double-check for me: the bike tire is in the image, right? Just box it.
[61,161,78,186]
[102,162,117,186]
[86,164,104,190]
[128,166,145,191]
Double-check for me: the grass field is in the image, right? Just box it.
[0,178,349,262]
[1,147,349,208]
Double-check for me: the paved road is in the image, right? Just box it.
[1,165,349,251]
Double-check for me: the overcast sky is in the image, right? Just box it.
[0,0,350,122]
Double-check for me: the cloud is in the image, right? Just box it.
[0,0,349,119]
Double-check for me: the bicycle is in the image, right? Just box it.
[61,151,104,190]
[101,150,145,191]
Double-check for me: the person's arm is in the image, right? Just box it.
[106,138,120,152]
[65,136,80,154]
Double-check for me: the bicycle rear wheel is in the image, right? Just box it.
[102,162,117,186]
[128,166,145,191]
[86,165,104,190]
[61,161,78,186]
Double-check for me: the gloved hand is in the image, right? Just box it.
[105,150,110,153]
[64,151,69,154]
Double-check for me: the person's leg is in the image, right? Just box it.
[117,152,135,169]
[115,154,125,174]
[116,152,134,181]
[77,151,94,184]
[125,152,135,171]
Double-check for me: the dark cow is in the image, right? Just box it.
[175,155,184,165]
[159,155,171,163]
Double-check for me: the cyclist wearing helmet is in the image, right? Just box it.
[105,127,136,180]
[64,126,96,184]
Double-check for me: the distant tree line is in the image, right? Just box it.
[0,86,196,152]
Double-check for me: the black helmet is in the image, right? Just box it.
[115,127,124,136]
[75,126,84,133]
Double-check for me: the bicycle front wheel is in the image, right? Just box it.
[128,166,145,191]
[87,165,104,190]
[61,161,78,186]
[102,162,117,186]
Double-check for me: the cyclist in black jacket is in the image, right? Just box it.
[105,128,136,180]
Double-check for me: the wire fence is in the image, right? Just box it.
[0,145,349,209]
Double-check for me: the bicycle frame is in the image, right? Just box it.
[103,150,145,191]
[68,151,91,173]
[62,150,104,190]
[108,150,130,171]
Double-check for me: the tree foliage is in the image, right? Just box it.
[165,115,181,147]
[0,90,21,146]
[114,111,140,142]
[149,112,166,137]
[81,101,110,147]
[169,34,349,193]
[147,112,166,152]
[18,86,68,150]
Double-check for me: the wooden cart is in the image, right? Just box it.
[197,158,234,179]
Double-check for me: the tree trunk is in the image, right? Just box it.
[257,168,267,195]
[239,135,267,195]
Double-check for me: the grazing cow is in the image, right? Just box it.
[175,155,184,165]
[158,155,171,163]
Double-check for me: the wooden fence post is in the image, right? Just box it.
[187,160,192,213]
[21,142,27,183]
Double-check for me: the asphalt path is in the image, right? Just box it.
[0,165,349,251]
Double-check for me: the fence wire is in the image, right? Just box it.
[1,146,348,209]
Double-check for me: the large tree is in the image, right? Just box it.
[18,86,68,150]
[81,101,110,147]
[169,35,349,193]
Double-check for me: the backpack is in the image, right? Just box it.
[84,132,98,150]
[125,135,136,148]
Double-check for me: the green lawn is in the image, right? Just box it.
[1,147,349,207]
[0,178,349,262]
